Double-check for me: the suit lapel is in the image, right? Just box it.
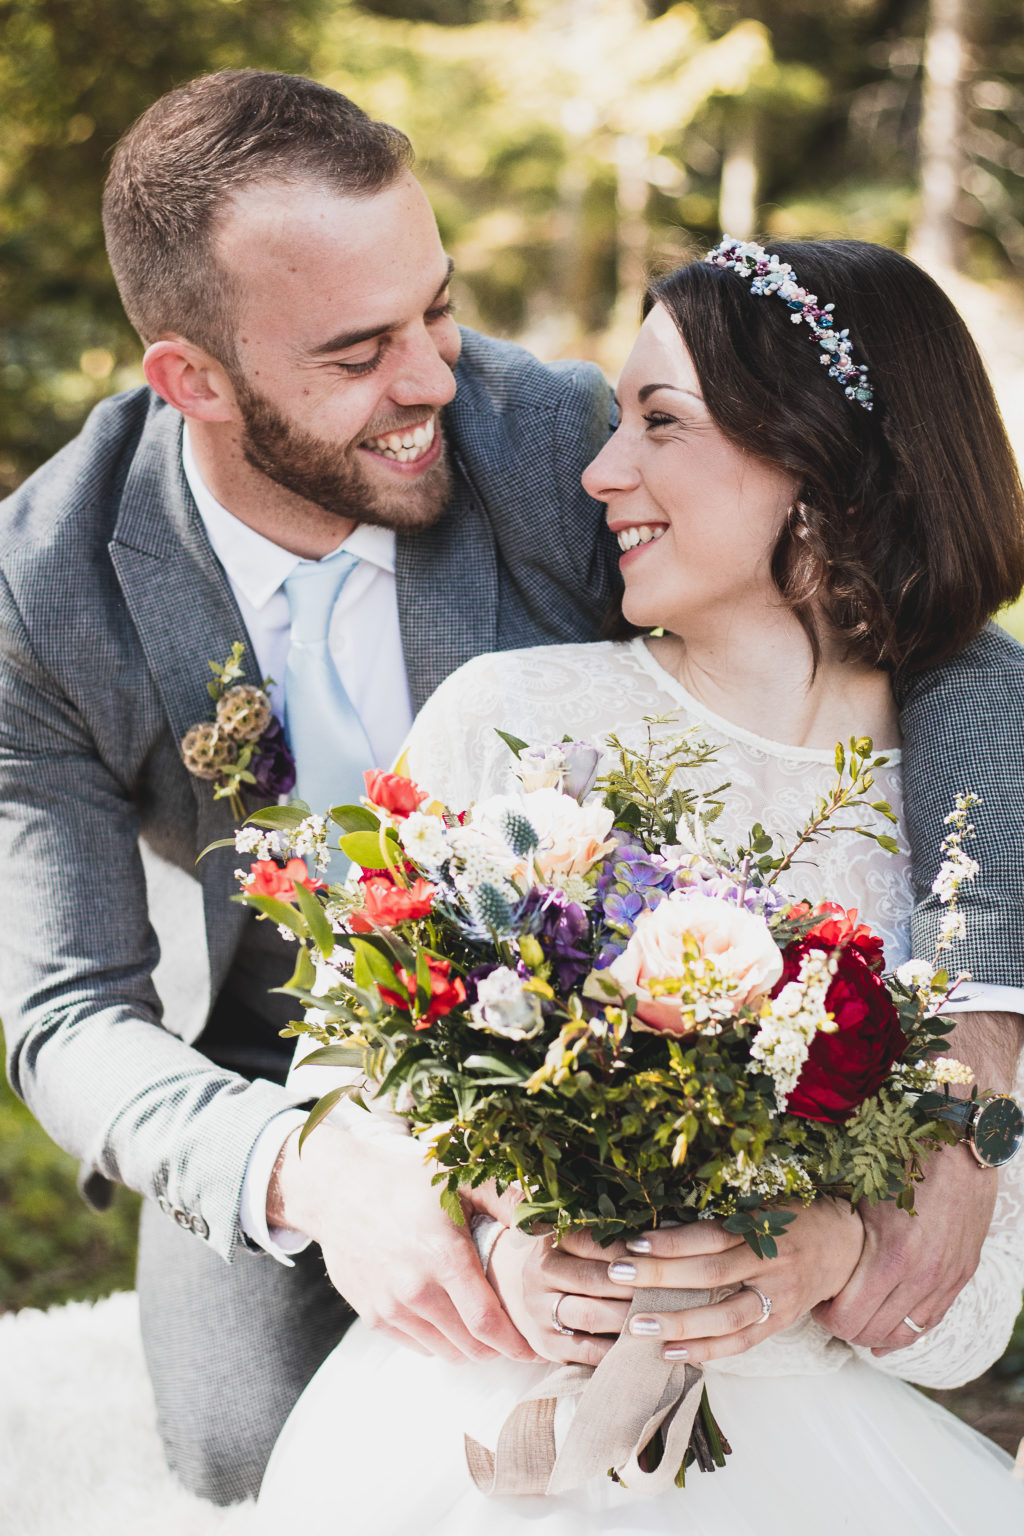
[108,406,263,970]
[396,444,498,711]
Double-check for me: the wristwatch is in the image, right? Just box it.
[934,1095,1024,1168]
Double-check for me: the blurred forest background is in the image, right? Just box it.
[1,0,1023,1450]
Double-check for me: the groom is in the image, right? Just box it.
[1,69,1020,1506]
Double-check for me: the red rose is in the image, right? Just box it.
[363,769,428,819]
[349,877,436,932]
[248,858,325,901]
[379,956,466,1030]
[774,935,905,1123]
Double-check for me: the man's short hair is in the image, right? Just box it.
[102,69,414,364]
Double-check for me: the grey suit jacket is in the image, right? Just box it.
[0,329,619,1259]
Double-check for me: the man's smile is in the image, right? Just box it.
[361,415,439,466]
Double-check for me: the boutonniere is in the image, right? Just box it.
[180,642,296,820]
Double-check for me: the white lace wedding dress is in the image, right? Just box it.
[256,640,1024,1534]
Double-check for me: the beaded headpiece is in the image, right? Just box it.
[704,236,874,411]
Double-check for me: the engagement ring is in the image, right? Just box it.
[744,1284,773,1325]
[551,1293,576,1337]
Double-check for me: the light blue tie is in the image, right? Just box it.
[282,551,375,824]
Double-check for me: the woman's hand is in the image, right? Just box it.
[552,1201,865,1366]
[487,1225,633,1367]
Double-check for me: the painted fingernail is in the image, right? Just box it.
[663,1345,689,1360]
[629,1316,662,1337]
[625,1237,652,1254]
[608,1261,637,1283]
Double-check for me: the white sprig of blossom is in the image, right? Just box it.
[932,792,980,955]
[234,824,281,861]
[749,948,838,1112]
[918,1055,975,1091]
[292,813,330,872]
[720,1150,815,1201]
[895,958,935,991]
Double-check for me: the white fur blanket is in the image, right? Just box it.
[0,1292,255,1536]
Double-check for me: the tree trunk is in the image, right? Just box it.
[910,0,968,271]
[719,104,760,240]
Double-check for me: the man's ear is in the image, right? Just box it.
[143,338,238,423]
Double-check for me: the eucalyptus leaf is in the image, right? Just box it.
[294,878,334,959]
[330,804,380,834]
[297,1086,346,1153]
[244,803,312,831]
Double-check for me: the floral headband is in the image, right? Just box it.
[705,236,874,411]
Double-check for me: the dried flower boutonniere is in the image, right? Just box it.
[180,642,296,820]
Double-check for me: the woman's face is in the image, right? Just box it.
[583,303,799,636]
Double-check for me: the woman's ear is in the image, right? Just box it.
[142,337,238,423]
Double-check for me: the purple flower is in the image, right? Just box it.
[250,717,296,798]
[602,888,645,927]
[561,742,601,802]
[521,888,592,991]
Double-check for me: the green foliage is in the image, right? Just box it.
[5,0,1024,491]
[0,0,322,491]
[0,1026,139,1312]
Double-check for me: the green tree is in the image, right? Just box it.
[0,0,322,491]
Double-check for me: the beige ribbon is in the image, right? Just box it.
[466,1284,731,1498]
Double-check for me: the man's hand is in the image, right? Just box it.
[814,1009,1023,1353]
[268,1123,536,1365]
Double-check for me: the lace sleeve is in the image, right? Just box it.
[850,1055,1024,1390]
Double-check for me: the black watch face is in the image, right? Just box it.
[973,1097,1024,1168]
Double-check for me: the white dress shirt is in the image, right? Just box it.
[183,428,413,1261]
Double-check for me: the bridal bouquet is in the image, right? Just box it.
[228,724,976,1496]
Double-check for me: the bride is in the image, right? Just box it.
[255,238,1024,1532]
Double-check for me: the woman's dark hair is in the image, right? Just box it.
[644,239,1024,675]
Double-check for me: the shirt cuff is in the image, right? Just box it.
[239,1110,311,1265]
[935,982,1024,1018]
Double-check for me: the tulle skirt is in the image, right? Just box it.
[255,1322,1024,1535]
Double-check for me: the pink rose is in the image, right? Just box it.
[608,892,783,1036]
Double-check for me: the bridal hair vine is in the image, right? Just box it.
[705,237,874,411]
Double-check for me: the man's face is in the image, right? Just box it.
[215,173,461,531]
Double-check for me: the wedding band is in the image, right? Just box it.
[551,1293,576,1337]
[744,1284,773,1325]
[903,1314,926,1334]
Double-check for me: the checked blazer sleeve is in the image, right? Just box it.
[0,568,294,1260]
[0,394,300,1262]
[898,623,1024,990]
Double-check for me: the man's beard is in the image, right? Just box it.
[233,377,452,533]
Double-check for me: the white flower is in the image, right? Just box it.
[921,1056,975,1090]
[468,788,616,889]
[470,966,544,1040]
[749,948,836,1110]
[608,892,783,1015]
[398,811,450,869]
[515,745,567,793]
[932,850,979,905]
[293,814,328,865]
[234,825,278,860]
[896,959,934,990]
[938,909,966,947]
